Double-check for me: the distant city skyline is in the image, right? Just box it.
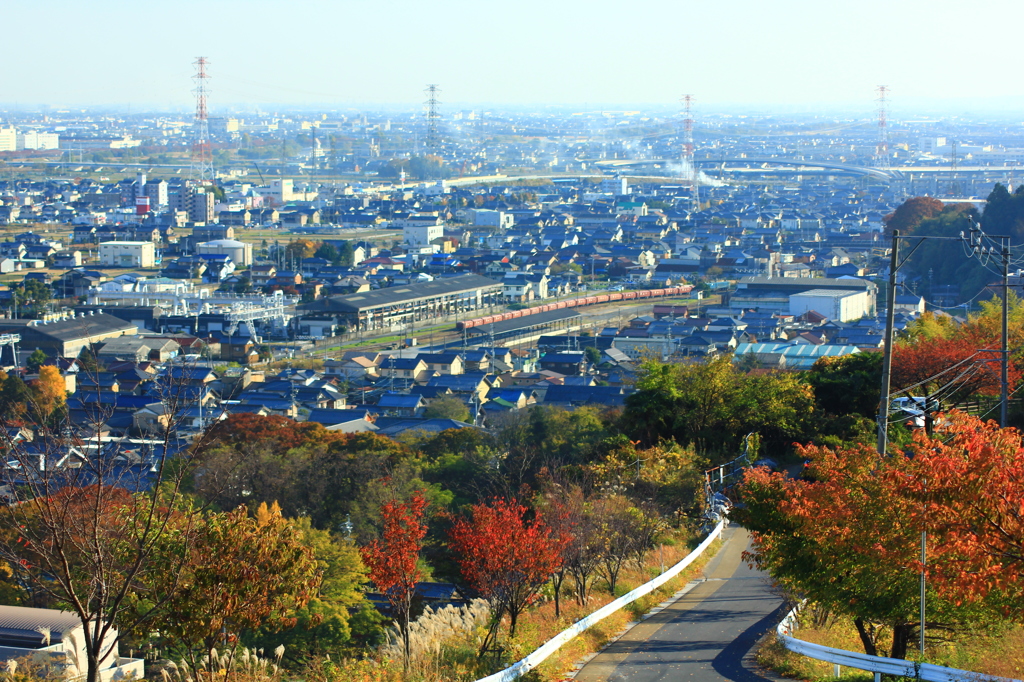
[3,0,1021,116]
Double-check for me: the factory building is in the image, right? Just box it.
[305,274,503,332]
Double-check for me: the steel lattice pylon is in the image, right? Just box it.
[424,84,441,153]
[190,57,214,185]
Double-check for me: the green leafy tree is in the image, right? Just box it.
[338,241,355,267]
[314,242,339,263]
[246,517,380,665]
[622,357,813,457]
[27,348,48,373]
[981,182,1024,239]
[11,279,52,316]
[493,406,611,490]
[0,373,31,421]
[415,429,502,506]
[807,352,882,420]
[422,396,470,422]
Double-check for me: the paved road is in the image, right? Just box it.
[574,526,782,682]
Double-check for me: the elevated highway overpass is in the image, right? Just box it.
[594,157,900,180]
[594,157,1022,182]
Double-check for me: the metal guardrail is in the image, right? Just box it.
[776,603,1018,682]
[473,520,726,682]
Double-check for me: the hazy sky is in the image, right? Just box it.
[4,0,1021,115]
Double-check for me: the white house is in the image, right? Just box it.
[99,241,155,268]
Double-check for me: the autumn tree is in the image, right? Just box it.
[285,238,317,262]
[535,484,582,618]
[588,494,663,595]
[30,365,67,423]
[902,311,958,342]
[736,425,993,659]
[585,440,706,519]
[891,293,1024,412]
[197,423,421,533]
[540,485,601,608]
[891,336,1007,406]
[136,502,321,667]
[448,498,568,650]
[245,516,381,664]
[895,413,1024,618]
[883,196,944,236]
[0,357,221,682]
[360,492,428,674]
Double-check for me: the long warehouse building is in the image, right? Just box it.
[308,274,504,332]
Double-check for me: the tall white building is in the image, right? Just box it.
[0,128,15,152]
[256,179,294,206]
[403,221,444,248]
[17,131,59,150]
[600,176,628,195]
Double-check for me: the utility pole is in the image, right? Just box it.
[1001,240,1010,427]
[965,219,1011,427]
[878,231,901,455]
[879,225,1012,451]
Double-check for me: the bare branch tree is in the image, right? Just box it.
[0,348,226,682]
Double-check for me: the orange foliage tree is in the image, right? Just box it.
[898,413,1024,617]
[736,414,1011,659]
[448,498,568,651]
[30,365,67,423]
[891,336,1009,404]
[0,361,218,682]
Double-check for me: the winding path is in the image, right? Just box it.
[573,527,782,682]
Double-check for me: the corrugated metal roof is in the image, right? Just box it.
[0,606,81,644]
[735,343,860,357]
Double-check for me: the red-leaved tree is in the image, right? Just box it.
[448,498,568,652]
[900,413,1024,616]
[360,491,428,673]
[738,412,1024,658]
[891,336,1010,404]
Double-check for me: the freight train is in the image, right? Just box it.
[455,285,694,331]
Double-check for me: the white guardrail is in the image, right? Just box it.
[474,520,726,682]
[777,603,1019,682]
